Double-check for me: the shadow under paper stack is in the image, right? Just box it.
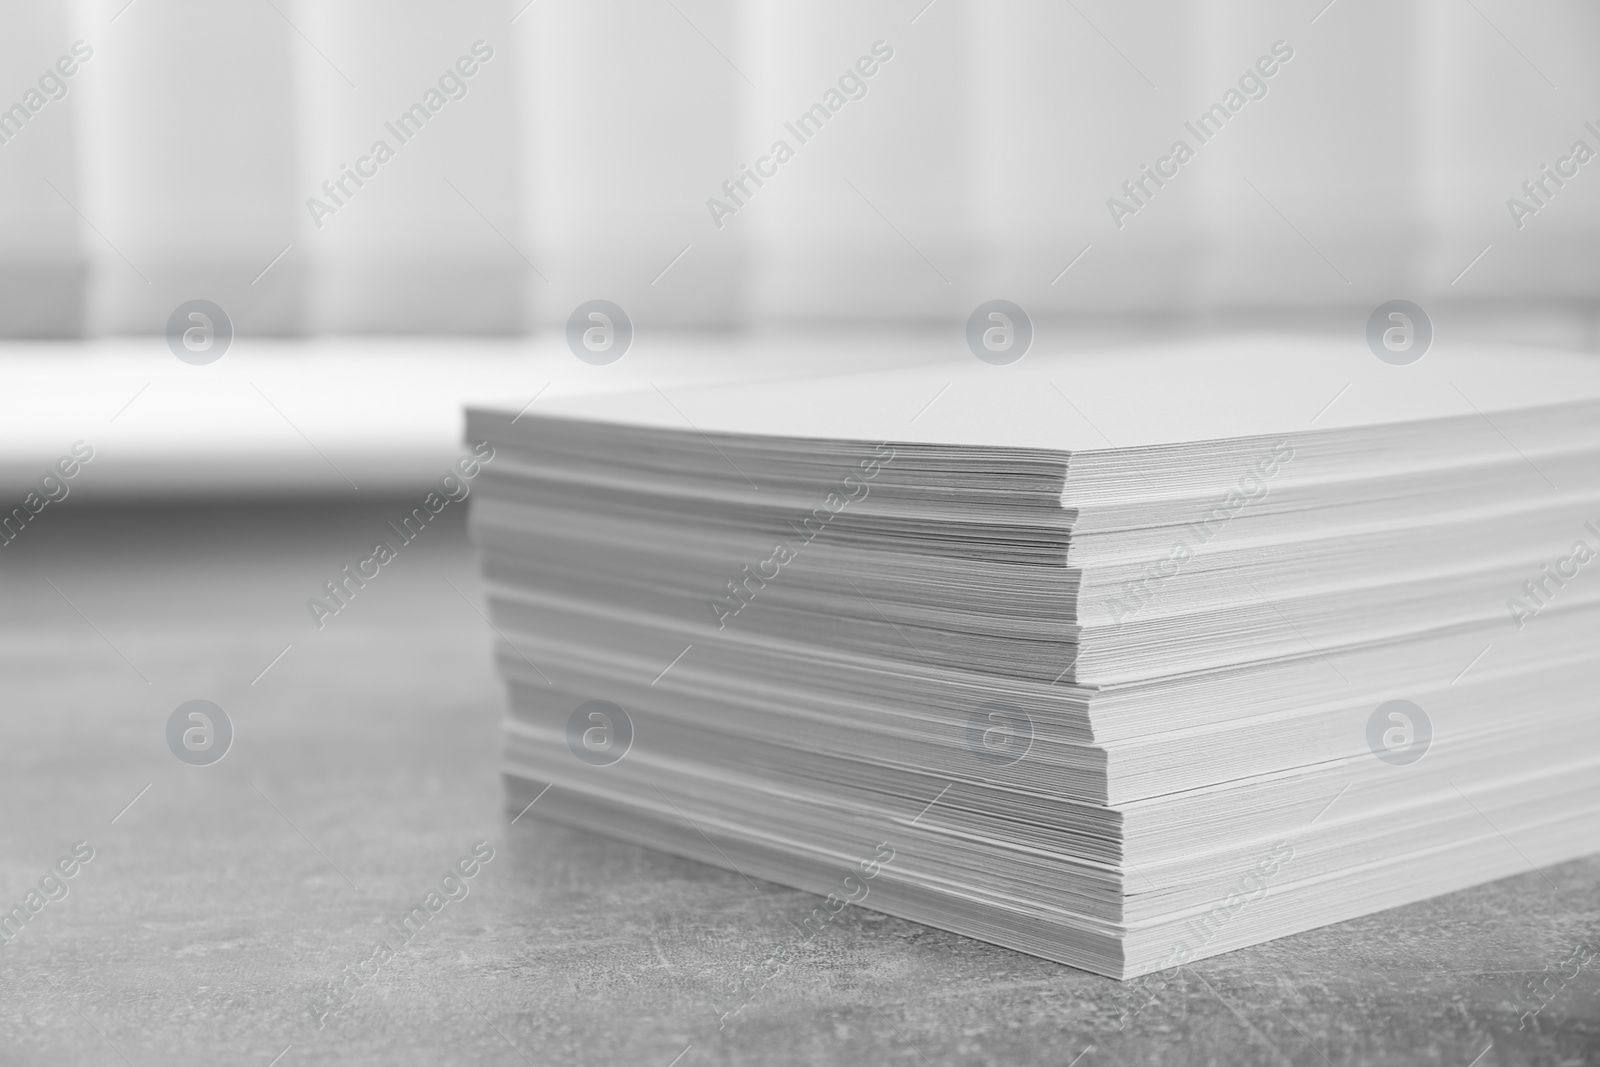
[465,337,1600,979]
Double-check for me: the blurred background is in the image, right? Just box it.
[2,0,1594,498]
[4,0,1599,497]
[2,0,1598,336]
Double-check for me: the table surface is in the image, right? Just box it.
[0,500,1595,1067]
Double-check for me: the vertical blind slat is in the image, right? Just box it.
[1,0,1591,339]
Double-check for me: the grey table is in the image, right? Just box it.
[1,500,1594,1066]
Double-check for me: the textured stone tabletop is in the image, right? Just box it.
[1,501,1595,1066]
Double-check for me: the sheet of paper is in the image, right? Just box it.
[508,335,1600,451]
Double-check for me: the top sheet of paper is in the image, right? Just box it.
[499,335,1600,452]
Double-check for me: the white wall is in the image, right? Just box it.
[291,0,522,334]
[1419,0,1600,312]
[515,0,744,329]
[71,0,300,335]
[0,0,1592,338]
[0,3,88,336]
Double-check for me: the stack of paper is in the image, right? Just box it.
[466,337,1600,978]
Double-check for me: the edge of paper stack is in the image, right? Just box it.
[466,337,1600,979]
